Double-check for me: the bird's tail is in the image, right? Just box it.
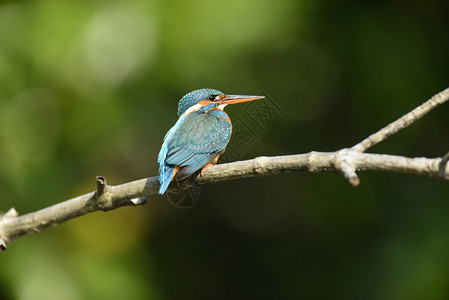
[158,164,176,195]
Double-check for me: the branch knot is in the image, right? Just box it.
[254,156,269,175]
[94,176,114,211]
[0,208,19,251]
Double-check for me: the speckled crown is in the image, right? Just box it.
[177,88,223,116]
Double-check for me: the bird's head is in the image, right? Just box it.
[177,88,264,117]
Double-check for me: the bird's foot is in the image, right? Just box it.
[200,163,214,176]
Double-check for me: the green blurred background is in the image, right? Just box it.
[1,0,449,299]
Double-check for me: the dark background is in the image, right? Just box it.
[0,0,448,299]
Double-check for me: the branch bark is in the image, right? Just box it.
[352,87,449,152]
[1,87,448,251]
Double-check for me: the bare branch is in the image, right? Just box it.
[1,87,448,251]
[1,150,448,251]
[352,87,449,152]
[196,151,448,184]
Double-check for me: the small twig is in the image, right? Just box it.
[96,175,107,195]
[439,151,449,177]
[4,207,19,218]
[335,149,360,187]
[0,208,19,251]
[441,151,449,167]
[352,88,449,152]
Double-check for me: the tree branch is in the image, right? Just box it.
[1,87,448,251]
[352,87,449,152]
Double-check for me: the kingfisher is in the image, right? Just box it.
[157,88,264,195]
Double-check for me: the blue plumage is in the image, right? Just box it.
[157,88,264,194]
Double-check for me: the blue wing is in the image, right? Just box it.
[158,109,231,194]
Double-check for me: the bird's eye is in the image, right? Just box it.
[208,95,216,101]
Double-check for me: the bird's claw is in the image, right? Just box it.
[200,163,214,176]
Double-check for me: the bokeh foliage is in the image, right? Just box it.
[0,0,448,299]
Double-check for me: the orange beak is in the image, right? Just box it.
[218,94,265,105]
